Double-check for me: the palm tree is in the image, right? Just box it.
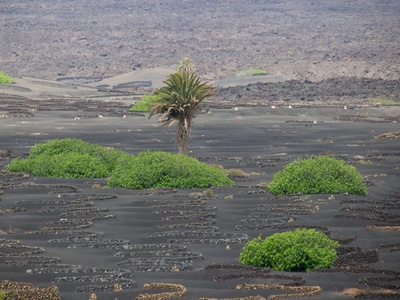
[178,55,193,73]
[149,71,213,155]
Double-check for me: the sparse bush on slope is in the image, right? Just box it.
[0,72,14,84]
[268,156,367,195]
[235,69,267,77]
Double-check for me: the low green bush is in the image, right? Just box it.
[7,138,128,178]
[373,98,400,105]
[130,95,159,111]
[8,153,109,178]
[108,151,235,189]
[267,156,367,195]
[0,72,14,84]
[239,229,339,272]
[235,69,267,77]
[7,139,235,189]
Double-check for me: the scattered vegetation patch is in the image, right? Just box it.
[130,95,159,111]
[239,229,339,272]
[357,159,372,165]
[209,165,249,177]
[136,283,187,300]
[267,156,367,195]
[373,98,400,105]
[0,280,60,300]
[373,131,400,140]
[235,69,268,77]
[0,72,14,84]
[203,189,213,196]
[108,151,235,189]
[338,288,399,298]
[365,225,400,231]
[7,138,129,178]
[236,284,323,299]
[226,168,248,177]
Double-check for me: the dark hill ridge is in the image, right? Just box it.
[2,0,400,82]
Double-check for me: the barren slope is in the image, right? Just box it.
[1,0,400,81]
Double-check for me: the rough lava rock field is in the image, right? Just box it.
[1,0,400,82]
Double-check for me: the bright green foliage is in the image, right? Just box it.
[268,156,367,195]
[235,69,267,77]
[8,153,109,178]
[108,151,235,189]
[0,72,14,83]
[239,229,339,272]
[7,138,129,178]
[130,95,159,111]
[7,139,234,189]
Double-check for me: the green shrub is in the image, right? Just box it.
[9,153,109,178]
[28,138,127,172]
[267,156,367,195]
[108,151,235,189]
[226,168,248,177]
[7,138,128,178]
[235,69,267,77]
[239,229,339,272]
[373,98,400,105]
[130,95,159,111]
[0,72,14,84]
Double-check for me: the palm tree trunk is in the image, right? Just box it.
[176,119,191,155]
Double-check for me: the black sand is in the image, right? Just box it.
[1,84,400,299]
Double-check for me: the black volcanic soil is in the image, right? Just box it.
[2,0,400,82]
[1,81,400,299]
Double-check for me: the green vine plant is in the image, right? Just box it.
[267,156,367,195]
[239,229,339,272]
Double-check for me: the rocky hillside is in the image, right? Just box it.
[2,0,400,82]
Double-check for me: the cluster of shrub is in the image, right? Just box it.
[7,139,234,189]
[8,139,367,195]
[7,139,369,273]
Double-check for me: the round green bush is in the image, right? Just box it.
[130,94,159,111]
[0,72,14,84]
[267,156,367,195]
[239,229,339,272]
[107,151,235,189]
[7,138,128,178]
[38,153,108,178]
[27,138,127,172]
